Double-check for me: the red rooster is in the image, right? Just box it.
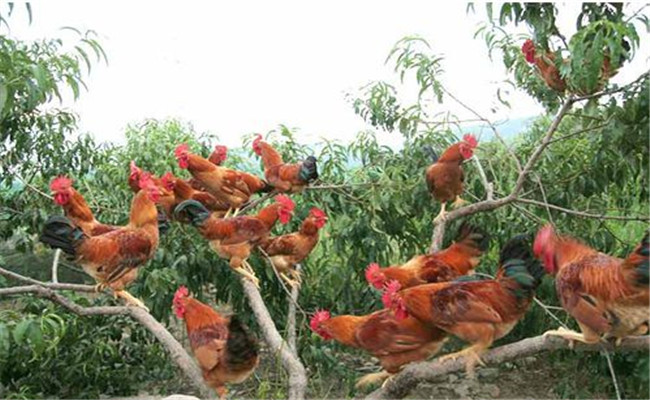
[521,39,567,93]
[258,207,328,287]
[40,174,163,310]
[365,222,489,290]
[174,195,295,286]
[252,134,318,193]
[383,235,543,377]
[534,225,649,346]
[173,286,259,399]
[310,309,447,388]
[425,134,478,222]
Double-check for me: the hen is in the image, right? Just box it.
[383,235,543,377]
[425,134,478,222]
[252,134,318,193]
[39,174,162,310]
[366,222,489,290]
[173,286,259,399]
[175,143,270,215]
[49,176,119,236]
[258,207,328,287]
[310,309,447,388]
[534,225,649,346]
[128,162,177,222]
[521,39,567,93]
[174,195,295,286]
[189,144,228,191]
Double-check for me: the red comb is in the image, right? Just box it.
[50,176,72,192]
[275,194,295,211]
[463,134,478,148]
[174,143,189,158]
[161,172,175,191]
[138,172,155,189]
[522,40,536,63]
[173,286,189,303]
[534,224,555,255]
[309,309,330,331]
[309,207,327,219]
[214,144,227,154]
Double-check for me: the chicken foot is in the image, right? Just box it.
[235,261,260,288]
[436,343,487,378]
[543,326,600,349]
[452,196,467,208]
[355,370,393,389]
[433,202,447,223]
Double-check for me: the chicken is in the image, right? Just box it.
[39,174,163,310]
[521,39,567,93]
[49,176,119,236]
[252,134,318,193]
[173,286,259,399]
[534,225,649,346]
[189,144,228,191]
[258,207,328,287]
[161,172,230,218]
[174,195,295,286]
[175,143,271,215]
[425,134,478,223]
[310,308,447,388]
[128,161,176,227]
[382,235,543,377]
[365,222,489,290]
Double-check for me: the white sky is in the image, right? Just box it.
[7,2,650,148]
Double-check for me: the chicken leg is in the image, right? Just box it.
[452,196,467,208]
[436,343,487,378]
[355,370,393,389]
[543,326,600,349]
[434,202,447,223]
[235,262,260,288]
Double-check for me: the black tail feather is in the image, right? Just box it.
[39,216,86,256]
[455,222,490,252]
[258,180,275,193]
[173,200,211,226]
[226,316,259,370]
[500,234,544,298]
[634,231,649,285]
[299,156,318,183]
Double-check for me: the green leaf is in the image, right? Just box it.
[12,319,31,344]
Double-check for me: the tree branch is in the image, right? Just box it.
[51,249,61,283]
[515,198,650,221]
[572,71,649,103]
[364,335,650,400]
[0,267,214,398]
[287,264,302,357]
[240,278,307,400]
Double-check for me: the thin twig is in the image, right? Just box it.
[51,249,61,284]
[239,190,278,214]
[573,71,649,102]
[516,198,650,221]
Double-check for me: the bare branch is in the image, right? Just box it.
[240,278,307,400]
[287,264,302,357]
[51,249,61,283]
[515,198,650,222]
[0,267,214,398]
[239,190,278,214]
[305,182,377,190]
[364,335,650,399]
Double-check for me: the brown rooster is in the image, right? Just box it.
[383,235,543,377]
[534,225,649,346]
[175,143,270,215]
[40,174,163,310]
[365,222,489,290]
[310,309,447,388]
[49,176,119,236]
[173,286,259,399]
[425,134,478,222]
[174,195,295,286]
[252,134,318,193]
[259,207,328,287]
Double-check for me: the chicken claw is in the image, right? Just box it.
[280,272,301,288]
[452,196,468,208]
[543,327,597,349]
[235,267,260,288]
[94,282,108,293]
[355,370,393,389]
[114,290,149,312]
[437,344,486,378]
[433,203,447,224]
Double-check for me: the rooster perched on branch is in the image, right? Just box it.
[534,225,649,346]
[174,195,295,287]
[310,308,447,388]
[175,143,272,216]
[252,134,318,193]
[383,235,543,377]
[425,134,478,223]
[40,174,163,310]
[173,286,259,399]
[366,222,489,290]
[259,207,328,287]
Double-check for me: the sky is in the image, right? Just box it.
[7,2,650,148]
